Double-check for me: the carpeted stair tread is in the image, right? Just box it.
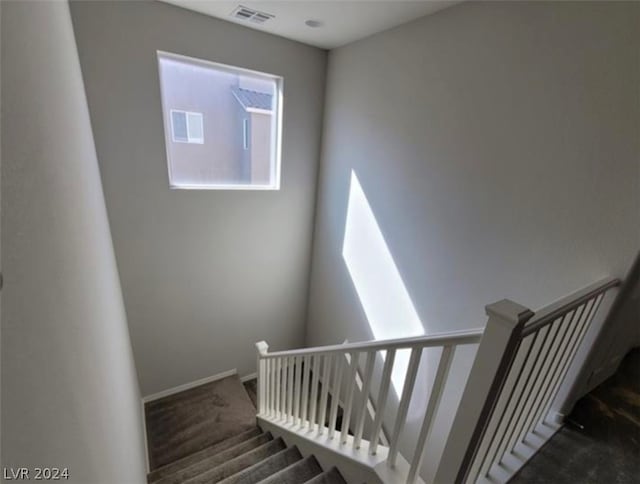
[150,432,272,484]
[303,467,347,484]
[256,455,322,484]
[144,369,349,484]
[145,375,257,470]
[148,427,263,482]
[182,438,287,484]
[218,446,303,484]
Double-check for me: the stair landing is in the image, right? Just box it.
[144,374,347,484]
[145,375,257,470]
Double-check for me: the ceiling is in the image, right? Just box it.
[161,1,460,49]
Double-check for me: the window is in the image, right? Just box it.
[157,51,283,190]
[171,110,204,144]
[242,118,249,150]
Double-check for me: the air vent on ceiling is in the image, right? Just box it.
[231,5,275,24]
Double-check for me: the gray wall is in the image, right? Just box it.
[1,2,147,482]
[69,0,327,396]
[306,1,639,481]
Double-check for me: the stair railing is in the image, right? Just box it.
[342,349,389,447]
[255,328,484,483]
[435,276,620,484]
[255,276,620,484]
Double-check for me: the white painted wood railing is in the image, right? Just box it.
[255,277,620,484]
[255,328,483,483]
[436,276,620,484]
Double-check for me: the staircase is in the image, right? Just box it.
[145,276,623,484]
[145,376,347,484]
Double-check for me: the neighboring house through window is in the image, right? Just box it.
[157,51,282,189]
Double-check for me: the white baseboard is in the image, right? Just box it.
[241,372,257,382]
[551,411,566,424]
[142,368,238,403]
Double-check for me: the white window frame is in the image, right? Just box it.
[158,50,284,191]
[170,109,204,144]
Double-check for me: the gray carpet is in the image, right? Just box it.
[243,379,258,409]
[145,373,347,484]
[181,438,287,484]
[306,468,347,484]
[151,432,272,484]
[512,348,640,484]
[217,446,303,484]
[258,455,323,484]
[145,375,257,470]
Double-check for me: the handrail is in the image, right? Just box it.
[523,276,620,336]
[439,276,621,484]
[260,327,484,359]
[255,326,485,484]
[256,276,621,484]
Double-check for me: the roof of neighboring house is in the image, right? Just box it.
[232,87,273,112]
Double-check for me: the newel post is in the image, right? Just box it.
[255,341,269,415]
[434,300,533,484]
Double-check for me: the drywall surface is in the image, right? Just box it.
[1,2,147,482]
[69,1,327,396]
[307,1,639,481]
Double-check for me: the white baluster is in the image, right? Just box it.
[275,357,281,419]
[270,359,276,416]
[301,355,311,427]
[370,349,396,455]
[264,358,271,416]
[340,352,359,444]
[388,347,422,467]
[328,355,344,439]
[353,351,376,449]
[309,355,320,431]
[281,356,288,419]
[294,356,302,425]
[318,355,332,435]
[287,356,295,422]
[408,346,454,483]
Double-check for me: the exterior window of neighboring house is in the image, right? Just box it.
[157,51,283,190]
[171,110,204,144]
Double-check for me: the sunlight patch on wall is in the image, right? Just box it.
[342,170,424,395]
